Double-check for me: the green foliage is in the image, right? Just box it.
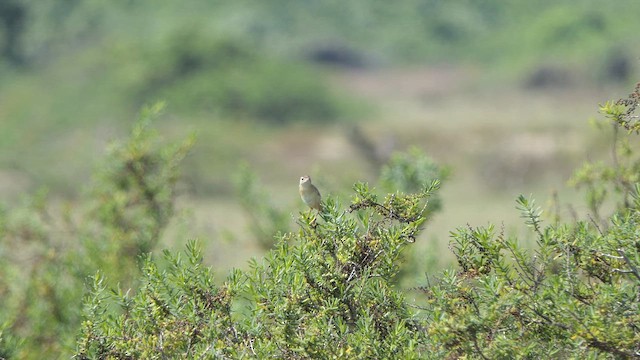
[71,83,640,358]
[0,320,20,359]
[75,181,440,358]
[239,188,434,358]
[570,83,640,226]
[75,103,195,292]
[414,85,640,358]
[600,82,640,133]
[89,103,193,256]
[379,147,449,216]
[0,105,192,358]
[417,197,640,358]
[76,242,240,359]
[0,188,83,357]
[2,46,639,359]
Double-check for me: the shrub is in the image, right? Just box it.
[74,83,640,359]
[0,103,192,358]
[75,181,440,358]
[379,147,449,216]
[415,84,640,358]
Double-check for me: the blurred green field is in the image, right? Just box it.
[161,70,627,272]
[1,0,639,274]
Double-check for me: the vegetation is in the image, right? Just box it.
[1,2,640,358]
[1,0,639,196]
[0,104,192,358]
[4,1,639,69]
[75,180,437,358]
[0,80,638,357]
[5,84,630,358]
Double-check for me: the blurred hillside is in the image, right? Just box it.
[4,1,640,69]
[1,1,639,269]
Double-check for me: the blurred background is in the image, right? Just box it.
[1,0,639,272]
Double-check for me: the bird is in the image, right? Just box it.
[299,175,322,211]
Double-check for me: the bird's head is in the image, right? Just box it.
[299,175,311,186]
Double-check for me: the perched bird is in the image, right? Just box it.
[299,175,322,211]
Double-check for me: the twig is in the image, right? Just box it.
[616,248,640,282]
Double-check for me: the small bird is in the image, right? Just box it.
[299,175,322,211]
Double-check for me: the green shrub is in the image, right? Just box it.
[75,180,439,358]
[4,80,639,358]
[74,84,640,359]
[415,85,640,358]
[416,195,640,358]
[379,147,449,217]
[0,103,192,359]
